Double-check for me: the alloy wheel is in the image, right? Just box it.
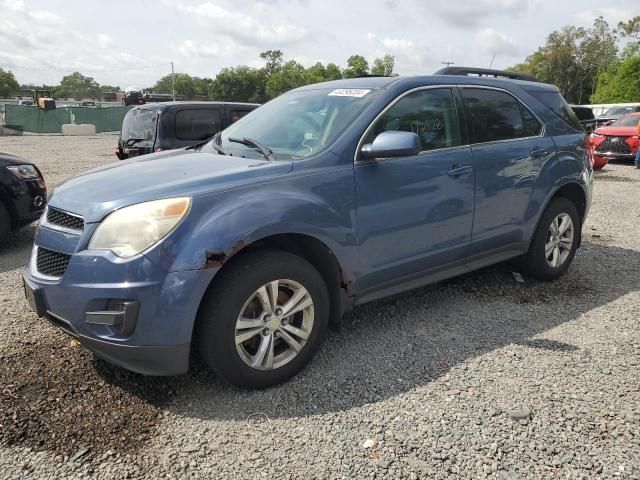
[234,279,314,370]
[545,213,574,268]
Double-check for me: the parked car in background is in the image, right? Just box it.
[589,113,640,170]
[571,105,596,132]
[116,101,260,159]
[24,68,592,388]
[595,105,640,127]
[0,153,47,244]
[16,99,34,106]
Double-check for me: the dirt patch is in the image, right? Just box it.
[0,333,187,461]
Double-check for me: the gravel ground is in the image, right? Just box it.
[0,135,638,479]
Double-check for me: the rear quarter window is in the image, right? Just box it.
[175,109,222,141]
[527,90,583,131]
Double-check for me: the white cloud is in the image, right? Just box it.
[165,0,307,46]
[473,28,518,57]
[424,0,531,26]
[367,32,436,74]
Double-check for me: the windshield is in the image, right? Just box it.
[121,109,157,145]
[604,106,632,116]
[201,87,381,160]
[612,115,640,127]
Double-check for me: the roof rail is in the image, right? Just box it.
[433,66,540,83]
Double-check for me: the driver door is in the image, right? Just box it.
[354,88,475,295]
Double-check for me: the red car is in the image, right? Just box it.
[589,113,640,170]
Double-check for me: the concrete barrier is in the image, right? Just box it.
[61,124,96,136]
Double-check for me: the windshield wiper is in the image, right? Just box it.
[124,138,145,147]
[228,137,275,161]
[186,137,227,155]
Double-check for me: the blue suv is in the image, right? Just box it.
[23,68,592,388]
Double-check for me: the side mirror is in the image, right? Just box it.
[360,131,421,160]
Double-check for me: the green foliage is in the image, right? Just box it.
[591,56,640,103]
[0,67,19,98]
[371,55,395,76]
[208,66,267,103]
[510,17,617,104]
[55,72,101,100]
[205,51,392,103]
[152,73,212,99]
[343,55,369,78]
[616,16,640,41]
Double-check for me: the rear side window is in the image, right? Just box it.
[462,88,541,143]
[527,90,582,131]
[175,109,222,141]
[367,88,461,151]
[230,110,250,123]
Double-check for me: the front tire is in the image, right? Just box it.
[195,249,329,388]
[522,198,580,280]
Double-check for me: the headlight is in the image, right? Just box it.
[89,197,191,258]
[7,164,40,180]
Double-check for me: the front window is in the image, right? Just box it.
[200,88,381,160]
[612,115,640,127]
[365,88,461,151]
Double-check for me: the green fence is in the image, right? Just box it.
[4,105,133,133]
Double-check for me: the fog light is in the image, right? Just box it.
[85,300,139,335]
[33,195,44,207]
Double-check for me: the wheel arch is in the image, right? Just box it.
[196,232,353,332]
[528,181,587,250]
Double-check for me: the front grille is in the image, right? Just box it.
[46,207,84,231]
[36,247,71,277]
[597,136,632,155]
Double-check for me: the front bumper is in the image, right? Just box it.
[45,309,190,376]
[24,235,216,376]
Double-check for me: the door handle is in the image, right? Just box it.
[447,165,473,177]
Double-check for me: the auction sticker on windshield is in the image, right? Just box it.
[328,89,371,97]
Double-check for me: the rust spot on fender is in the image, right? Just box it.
[203,239,246,269]
[340,268,353,297]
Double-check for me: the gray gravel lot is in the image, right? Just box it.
[0,135,639,479]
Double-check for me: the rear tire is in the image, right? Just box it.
[521,198,580,280]
[0,202,11,245]
[195,249,329,389]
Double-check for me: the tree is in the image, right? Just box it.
[55,72,100,99]
[616,16,640,42]
[265,60,308,98]
[324,63,343,80]
[592,56,640,103]
[208,66,266,103]
[0,67,19,98]
[371,54,395,76]
[260,50,284,76]
[510,18,617,104]
[343,54,369,78]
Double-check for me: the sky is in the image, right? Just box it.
[1,0,639,89]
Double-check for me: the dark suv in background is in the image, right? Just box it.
[116,101,260,159]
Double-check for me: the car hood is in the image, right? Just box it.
[49,149,292,223]
[593,126,637,137]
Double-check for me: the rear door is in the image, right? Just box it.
[174,107,223,147]
[460,87,554,255]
